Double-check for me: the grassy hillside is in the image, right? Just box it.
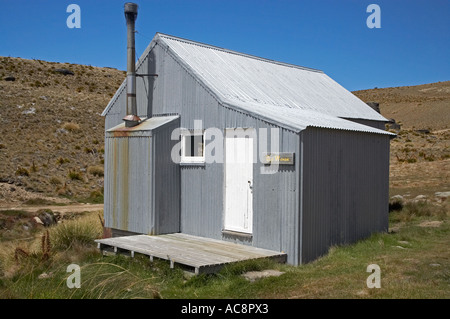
[0,57,124,202]
[353,81,450,130]
[354,82,449,199]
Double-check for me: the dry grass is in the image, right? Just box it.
[0,210,103,280]
[387,129,449,198]
[354,82,449,199]
[68,171,83,181]
[62,122,80,132]
[50,213,103,251]
[87,165,104,177]
[0,209,161,299]
[49,176,63,185]
[353,81,450,130]
[0,206,448,299]
[0,56,121,201]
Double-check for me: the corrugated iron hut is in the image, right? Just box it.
[102,29,394,265]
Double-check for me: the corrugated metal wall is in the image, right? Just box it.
[104,136,153,234]
[104,117,180,235]
[103,40,391,266]
[104,46,158,130]
[102,42,302,264]
[345,118,387,130]
[300,127,390,263]
[153,118,181,234]
[178,118,301,265]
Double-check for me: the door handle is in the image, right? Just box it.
[248,181,253,190]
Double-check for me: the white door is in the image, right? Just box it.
[224,128,254,234]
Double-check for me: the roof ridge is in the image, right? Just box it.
[156,33,323,73]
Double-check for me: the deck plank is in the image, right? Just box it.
[111,235,237,264]
[95,233,286,273]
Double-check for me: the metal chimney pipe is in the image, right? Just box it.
[123,2,141,127]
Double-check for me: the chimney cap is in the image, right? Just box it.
[123,114,141,127]
[124,2,138,15]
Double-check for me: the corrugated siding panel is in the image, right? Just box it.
[104,39,302,264]
[345,118,387,130]
[105,113,123,131]
[128,137,152,233]
[103,46,160,130]
[136,49,158,118]
[301,128,390,263]
[152,45,300,262]
[251,124,299,264]
[179,122,300,265]
[104,136,153,234]
[104,137,112,228]
[104,117,180,235]
[181,163,224,239]
[154,118,181,234]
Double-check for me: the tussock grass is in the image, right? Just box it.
[75,189,104,204]
[49,176,63,185]
[15,166,29,177]
[0,204,448,299]
[62,122,80,132]
[0,211,102,272]
[390,200,448,223]
[56,157,70,165]
[68,171,83,181]
[87,190,103,204]
[50,216,102,251]
[87,165,104,177]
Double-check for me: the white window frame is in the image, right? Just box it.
[180,130,205,164]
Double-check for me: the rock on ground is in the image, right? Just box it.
[435,191,450,199]
[390,195,404,202]
[37,210,57,227]
[418,221,443,228]
[242,269,285,282]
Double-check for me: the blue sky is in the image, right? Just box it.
[0,0,448,91]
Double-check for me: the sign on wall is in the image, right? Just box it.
[262,152,295,165]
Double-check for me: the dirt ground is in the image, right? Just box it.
[389,130,449,198]
[0,182,103,213]
[0,202,103,214]
[390,159,449,197]
[0,182,71,205]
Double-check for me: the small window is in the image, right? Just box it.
[181,131,205,163]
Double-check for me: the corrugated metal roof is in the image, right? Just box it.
[103,33,393,135]
[107,115,180,137]
[158,34,388,123]
[223,100,392,135]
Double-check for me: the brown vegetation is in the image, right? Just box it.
[0,56,125,201]
[353,81,450,130]
[353,83,449,198]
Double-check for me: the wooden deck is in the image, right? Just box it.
[95,233,287,274]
